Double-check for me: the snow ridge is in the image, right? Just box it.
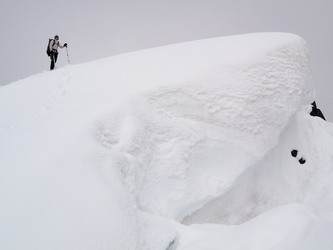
[1,33,333,250]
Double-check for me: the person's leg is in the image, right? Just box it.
[50,53,55,70]
[54,53,58,63]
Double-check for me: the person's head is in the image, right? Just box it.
[54,35,59,40]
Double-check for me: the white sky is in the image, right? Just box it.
[1,0,332,120]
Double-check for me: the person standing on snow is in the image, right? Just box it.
[49,35,67,70]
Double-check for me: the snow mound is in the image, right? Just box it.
[96,33,313,221]
[1,33,333,250]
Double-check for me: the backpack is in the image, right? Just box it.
[46,39,54,56]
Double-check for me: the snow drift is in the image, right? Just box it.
[1,33,333,250]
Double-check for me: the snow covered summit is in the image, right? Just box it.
[1,33,333,250]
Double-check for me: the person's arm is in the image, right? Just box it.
[58,42,67,49]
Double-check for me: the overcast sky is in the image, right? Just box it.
[1,0,332,120]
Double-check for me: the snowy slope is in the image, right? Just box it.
[1,33,333,250]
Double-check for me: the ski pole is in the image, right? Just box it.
[66,47,70,64]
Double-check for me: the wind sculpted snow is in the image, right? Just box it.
[1,33,333,250]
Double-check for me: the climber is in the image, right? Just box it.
[48,35,67,70]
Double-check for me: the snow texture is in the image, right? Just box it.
[1,33,333,250]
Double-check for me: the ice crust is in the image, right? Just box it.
[1,33,333,250]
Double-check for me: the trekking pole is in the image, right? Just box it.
[66,47,70,64]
